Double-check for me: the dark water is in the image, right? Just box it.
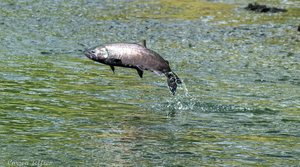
[1,0,300,166]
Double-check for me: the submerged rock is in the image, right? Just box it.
[244,3,287,13]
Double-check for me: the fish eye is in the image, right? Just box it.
[91,50,96,54]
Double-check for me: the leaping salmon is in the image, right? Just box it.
[84,40,182,95]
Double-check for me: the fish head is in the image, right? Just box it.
[84,45,109,62]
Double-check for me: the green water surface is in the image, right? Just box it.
[1,0,300,166]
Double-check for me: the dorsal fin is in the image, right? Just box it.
[138,40,146,48]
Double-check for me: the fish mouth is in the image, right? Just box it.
[83,49,94,59]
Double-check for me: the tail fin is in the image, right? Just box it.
[165,71,182,95]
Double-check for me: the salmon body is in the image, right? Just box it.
[84,40,181,95]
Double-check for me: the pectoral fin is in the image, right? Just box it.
[109,65,115,74]
[153,70,163,76]
[136,66,144,78]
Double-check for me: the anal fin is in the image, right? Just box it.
[153,70,163,76]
